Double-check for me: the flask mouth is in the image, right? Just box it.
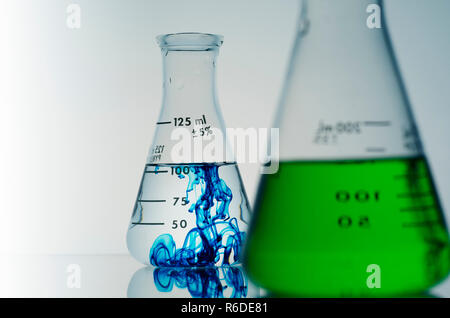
[157,32,223,50]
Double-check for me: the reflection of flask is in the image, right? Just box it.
[244,0,450,296]
[126,33,251,266]
[127,266,259,298]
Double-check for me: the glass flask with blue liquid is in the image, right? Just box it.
[127,33,251,267]
[127,265,259,298]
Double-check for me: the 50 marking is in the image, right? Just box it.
[338,215,370,228]
[172,219,187,229]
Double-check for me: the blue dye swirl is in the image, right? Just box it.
[150,164,245,266]
[153,266,248,298]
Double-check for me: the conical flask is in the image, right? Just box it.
[127,33,251,267]
[244,0,450,297]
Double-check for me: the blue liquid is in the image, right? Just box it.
[153,266,248,298]
[127,163,250,266]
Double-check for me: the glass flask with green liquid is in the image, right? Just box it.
[244,0,450,297]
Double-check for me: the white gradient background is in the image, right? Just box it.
[1,0,450,262]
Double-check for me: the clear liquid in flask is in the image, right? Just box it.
[127,162,250,266]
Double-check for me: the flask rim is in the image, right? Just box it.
[156,32,223,50]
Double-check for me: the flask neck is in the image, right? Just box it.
[299,0,382,34]
[291,0,387,66]
[275,0,421,161]
[161,49,219,107]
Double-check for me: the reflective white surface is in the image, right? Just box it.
[0,254,448,298]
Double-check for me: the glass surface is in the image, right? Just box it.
[128,265,260,298]
[1,254,449,297]
[244,0,450,296]
[127,33,251,266]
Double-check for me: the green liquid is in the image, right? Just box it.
[244,157,450,297]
